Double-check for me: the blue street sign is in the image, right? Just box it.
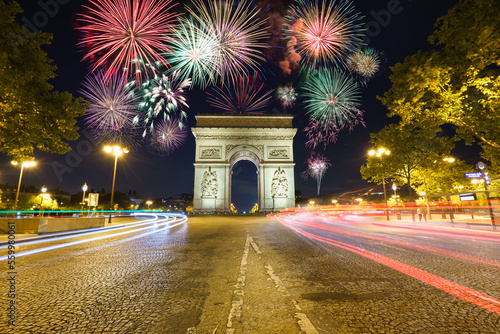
[464,172,483,178]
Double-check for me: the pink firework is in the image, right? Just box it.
[150,119,188,156]
[286,0,364,70]
[301,152,331,196]
[79,71,140,148]
[304,117,339,150]
[305,108,364,149]
[78,0,178,83]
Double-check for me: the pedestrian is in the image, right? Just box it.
[417,208,423,222]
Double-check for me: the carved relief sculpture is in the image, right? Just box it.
[268,147,289,159]
[200,147,222,159]
[271,167,288,197]
[201,167,218,197]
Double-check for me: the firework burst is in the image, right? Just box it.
[79,71,139,147]
[286,0,365,70]
[166,17,219,89]
[302,69,362,128]
[276,84,298,110]
[304,108,364,149]
[188,0,270,84]
[149,119,188,155]
[137,69,191,135]
[346,48,381,84]
[78,0,178,83]
[207,74,273,113]
[301,152,331,196]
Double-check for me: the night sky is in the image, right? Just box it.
[1,0,466,211]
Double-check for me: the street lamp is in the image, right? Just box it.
[11,160,36,211]
[104,145,129,223]
[40,185,47,217]
[81,183,88,214]
[146,200,153,210]
[368,147,391,220]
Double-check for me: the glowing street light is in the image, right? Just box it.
[104,145,129,222]
[40,185,47,217]
[146,200,153,210]
[368,147,390,220]
[11,160,36,211]
[81,183,88,213]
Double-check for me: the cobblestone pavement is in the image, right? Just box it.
[1,214,499,333]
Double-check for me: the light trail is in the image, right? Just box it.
[0,214,166,248]
[276,215,500,316]
[0,214,186,261]
[287,214,500,268]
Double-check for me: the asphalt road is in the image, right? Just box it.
[1,213,499,333]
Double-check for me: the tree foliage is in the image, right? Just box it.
[0,1,86,160]
[380,0,500,171]
[360,123,457,201]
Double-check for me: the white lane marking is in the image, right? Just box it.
[264,263,319,334]
[226,235,251,333]
[295,313,320,334]
[249,237,262,254]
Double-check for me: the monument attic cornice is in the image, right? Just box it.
[194,114,295,128]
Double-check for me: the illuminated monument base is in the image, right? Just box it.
[191,114,296,212]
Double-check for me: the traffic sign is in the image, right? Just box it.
[464,172,483,178]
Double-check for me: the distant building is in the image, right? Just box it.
[160,194,193,211]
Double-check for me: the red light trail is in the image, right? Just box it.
[275,213,500,316]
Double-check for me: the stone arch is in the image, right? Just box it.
[227,148,261,211]
[228,145,262,169]
[192,115,296,212]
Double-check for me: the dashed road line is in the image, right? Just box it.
[226,235,251,333]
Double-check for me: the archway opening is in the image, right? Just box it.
[231,160,258,213]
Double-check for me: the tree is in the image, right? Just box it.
[0,1,86,160]
[380,0,500,172]
[14,193,58,211]
[360,123,454,203]
[412,159,472,196]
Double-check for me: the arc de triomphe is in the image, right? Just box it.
[191,114,296,212]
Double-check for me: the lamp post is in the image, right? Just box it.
[368,148,391,220]
[104,145,129,223]
[40,185,47,217]
[11,160,36,212]
[146,200,152,210]
[81,183,88,214]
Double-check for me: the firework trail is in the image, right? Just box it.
[302,152,331,196]
[207,74,274,113]
[79,71,140,148]
[166,17,219,89]
[286,0,365,70]
[78,0,178,83]
[149,118,188,155]
[346,48,381,85]
[276,84,298,112]
[302,69,362,128]
[304,108,364,149]
[188,0,270,84]
[304,117,339,150]
[136,69,191,136]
